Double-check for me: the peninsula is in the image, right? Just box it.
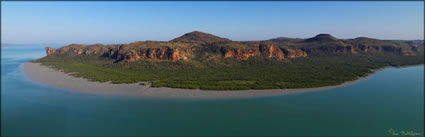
[30,31,424,91]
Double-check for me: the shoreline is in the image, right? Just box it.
[21,62,415,99]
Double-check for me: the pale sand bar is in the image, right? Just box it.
[22,62,374,99]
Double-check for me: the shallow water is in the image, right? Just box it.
[2,46,424,136]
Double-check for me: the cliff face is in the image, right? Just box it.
[46,45,192,63]
[105,46,190,62]
[44,32,422,63]
[45,43,292,62]
[282,48,308,58]
[220,44,285,60]
[45,47,56,56]
[347,37,421,56]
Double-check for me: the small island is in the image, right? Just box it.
[30,31,424,93]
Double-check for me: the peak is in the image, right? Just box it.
[179,31,215,37]
[170,31,231,43]
[316,34,333,37]
[187,31,205,34]
[351,37,380,42]
[305,34,338,42]
[313,34,337,40]
[354,37,376,40]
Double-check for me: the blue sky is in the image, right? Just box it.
[1,2,424,45]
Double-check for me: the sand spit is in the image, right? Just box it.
[22,62,379,99]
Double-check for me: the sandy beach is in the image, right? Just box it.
[22,62,378,99]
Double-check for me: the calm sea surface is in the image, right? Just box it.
[1,46,424,136]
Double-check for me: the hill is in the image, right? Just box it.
[266,37,303,44]
[169,31,231,44]
[304,34,339,43]
[33,31,424,90]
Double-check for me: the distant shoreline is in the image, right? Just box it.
[21,62,420,99]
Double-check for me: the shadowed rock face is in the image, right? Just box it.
[259,44,284,59]
[411,45,419,52]
[281,48,307,58]
[44,31,422,63]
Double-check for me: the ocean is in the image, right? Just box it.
[1,46,424,136]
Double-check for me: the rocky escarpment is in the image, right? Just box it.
[105,46,191,62]
[44,31,422,63]
[44,43,300,62]
[45,47,56,56]
[220,44,285,60]
[347,37,420,56]
[281,48,308,58]
[45,44,192,62]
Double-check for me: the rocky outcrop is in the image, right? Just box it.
[359,44,368,52]
[45,47,56,56]
[357,45,383,53]
[346,37,421,55]
[46,44,111,56]
[105,46,190,62]
[220,44,285,60]
[300,45,354,54]
[335,45,354,53]
[45,44,191,63]
[282,48,307,58]
[381,46,402,54]
[259,44,284,59]
[411,45,419,52]
[222,48,260,60]
[44,32,423,63]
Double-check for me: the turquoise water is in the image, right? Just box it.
[2,47,424,136]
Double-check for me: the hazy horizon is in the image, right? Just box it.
[1,2,424,45]
[1,32,424,46]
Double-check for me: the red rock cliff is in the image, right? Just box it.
[43,32,422,63]
[282,48,308,58]
[105,46,190,62]
[45,47,56,56]
[221,44,286,60]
